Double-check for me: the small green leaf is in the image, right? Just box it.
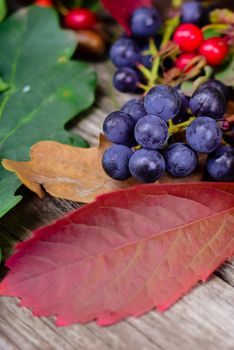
[215,56,234,87]
[203,28,222,39]
[0,6,97,217]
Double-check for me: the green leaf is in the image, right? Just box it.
[0,77,9,92]
[0,0,6,22]
[0,6,97,217]
[0,169,22,218]
[215,56,234,87]
[203,28,222,39]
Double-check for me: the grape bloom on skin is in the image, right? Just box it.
[186,117,222,153]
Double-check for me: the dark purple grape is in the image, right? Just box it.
[189,87,226,119]
[129,148,165,183]
[206,145,234,181]
[109,38,140,68]
[181,1,205,25]
[144,85,181,121]
[121,100,146,124]
[103,111,135,144]
[186,116,222,153]
[134,115,168,149]
[102,145,133,180]
[198,79,229,100]
[130,7,161,38]
[121,99,139,113]
[163,143,197,177]
[113,68,140,93]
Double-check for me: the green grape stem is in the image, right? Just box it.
[168,116,196,135]
[137,17,180,90]
[132,116,196,152]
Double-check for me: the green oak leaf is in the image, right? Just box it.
[0,6,97,217]
[0,169,22,218]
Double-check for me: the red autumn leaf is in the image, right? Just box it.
[0,182,233,326]
[101,0,152,34]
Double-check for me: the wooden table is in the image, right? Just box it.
[0,62,233,350]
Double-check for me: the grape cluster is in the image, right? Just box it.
[102,80,234,183]
[109,7,161,93]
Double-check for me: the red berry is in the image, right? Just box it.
[175,53,197,72]
[173,24,203,53]
[34,0,52,7]
[199,37,229,66]
[64,8,97,30]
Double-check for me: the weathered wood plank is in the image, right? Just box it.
[0,276,233,350]
[127,277,234,350]
[0,297,110,350]
[216,260,234,287]
[0,297,158,350]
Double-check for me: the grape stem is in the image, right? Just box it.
[168,116,196,135]
[133,116,197,153]
[137,17,181,90]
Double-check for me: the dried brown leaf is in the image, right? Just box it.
[2,135,137,203]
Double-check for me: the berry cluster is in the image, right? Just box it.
[174,23,229,68]
[102,80,234,183]
[109,4,231,94]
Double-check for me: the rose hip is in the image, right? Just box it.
[173,24,203,53]
[199,37,229,66]
[175,53,197,72]
[64,8,97,30]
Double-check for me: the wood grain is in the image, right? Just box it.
[0,61,233,350]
